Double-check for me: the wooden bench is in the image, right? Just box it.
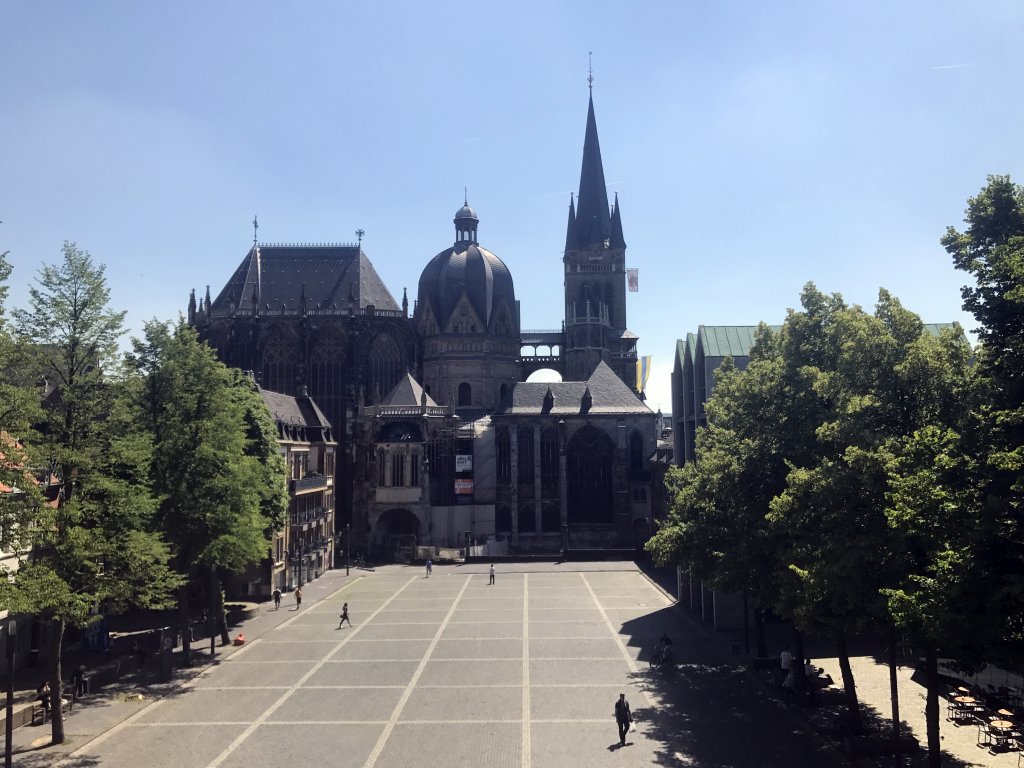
[30,696,72,726]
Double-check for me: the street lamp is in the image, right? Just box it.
[345,523,350,577]
[5,620,15,768]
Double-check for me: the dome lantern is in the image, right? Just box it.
[454,199,479,245]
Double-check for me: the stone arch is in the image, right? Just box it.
[566,424,615,524]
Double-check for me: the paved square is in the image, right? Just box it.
[66,564,848,768]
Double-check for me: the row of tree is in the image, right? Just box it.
[0,243,287,744]
[647,175,1024,767]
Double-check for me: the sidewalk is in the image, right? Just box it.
[640,563,1017,768]
[6,568,365,767]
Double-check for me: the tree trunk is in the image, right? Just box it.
[177,585,192,665]
[791,627,807,698]
[48,619,65,745]
[924,647,942,768]
[836,633,861,731]
[215,573,230,646]
[888,629,902,767]
[754,608,767,658]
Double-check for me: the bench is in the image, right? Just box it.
[30,696,72,726]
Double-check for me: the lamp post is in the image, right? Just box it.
[5,620,15,768]
[345,524,350,577]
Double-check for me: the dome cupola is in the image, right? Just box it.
[454,200,479,244]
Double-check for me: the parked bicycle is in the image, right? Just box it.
[649,632,676,670]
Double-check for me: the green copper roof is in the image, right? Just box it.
[698,325,782,358]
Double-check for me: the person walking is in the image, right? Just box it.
[72,665,88,698]
[272,588,282,610]
[488,563,495,585]
[338,602,351,628]
[614,692,633,746]
[425,559,432,578]
[294,586,303,610]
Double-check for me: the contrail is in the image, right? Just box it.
[932,63,973,70]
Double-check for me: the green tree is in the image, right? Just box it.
[7,243,177,745]
[943,175,1024,665]
[129,320,286,663]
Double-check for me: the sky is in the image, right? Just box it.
[2,1,1023,414]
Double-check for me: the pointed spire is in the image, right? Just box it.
[570,93,611,249]
[402,287,409,316]
[610,192,626,249]
[188,289,197,323]
[580,385,593,414]
[564,194,577,255]
[204,284,212,310]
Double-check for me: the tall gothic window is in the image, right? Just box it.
[377,449,388,486]
[496,507,512,533]
[566,425,615,524]
[517,426,534,483]
[540,426,559,487]
[518,506,535,534]
[496,427,511,484]
[391,454,405,487]
[605,283,614,325]
[542,503,560,533]
[309,327,344,416]
[458,382,472,406]
[629,430,645,476]
[368,333,401,403]
[261,327,300,394]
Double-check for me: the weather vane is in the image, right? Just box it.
[253,215,259,246]
[356,228,365,248]
[588,51,593,91]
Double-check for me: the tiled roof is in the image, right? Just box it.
[499,361,650,416]
[211,245,399,313]
[258,387,332,429]
[382,373,437,407]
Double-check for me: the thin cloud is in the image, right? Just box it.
[932,63,973,70]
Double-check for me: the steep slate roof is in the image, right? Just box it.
[381,373,438,407]
[258,387,332,429]
[211,245,400,313]
[499,361,650,416]
[566,94,624,251]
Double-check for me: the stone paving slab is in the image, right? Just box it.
[218,723,385,768]
[270,686,403,722]
[401,685,522,721]
[236,640,339,662]
[442,621,521,639]
[135,687,283,723]
[106,723,249,768]
[529,638,622,659]
[531,685,641,721]
[333,639,433,661]
[355,622,441,640]
[432,637,523,660]
[530,659,629,686]
[192,660,316,688]
[373,722,521,768]
[529,620,610,639]
[419,658,523,686]
[317,660,419,687]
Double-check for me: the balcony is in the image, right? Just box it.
[290,473,328,494]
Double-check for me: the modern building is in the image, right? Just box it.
[192,89,655,557]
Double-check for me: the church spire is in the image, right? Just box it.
[570,91,612,249]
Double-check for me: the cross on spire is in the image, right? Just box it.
[588,51,593,91]
[356,228,365,248]
[253,215,258,246]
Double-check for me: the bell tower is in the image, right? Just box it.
[562,88,637,389]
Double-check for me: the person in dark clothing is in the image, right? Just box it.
[36,681,51,717]
[614,692,633,746]
[338,602,351,628]
[73,666,88,697]
[272,588,282,610]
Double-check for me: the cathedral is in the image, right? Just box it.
[190,91,656,559]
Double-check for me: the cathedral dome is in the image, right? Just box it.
[417,204,516,332]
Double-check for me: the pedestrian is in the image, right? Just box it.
[338,602,351,628]
[489,563,495,585]
[273,588,282,610]
[779,645,793,686]
[295,586,303,610]
[426,559,432,578]
[36,681,51,718]
[72,665,88,698]
[614,692,633,746]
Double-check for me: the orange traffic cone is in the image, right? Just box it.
[232,633,246,646]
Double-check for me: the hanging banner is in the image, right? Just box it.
[635,355,653,392]
[627,268,639,292]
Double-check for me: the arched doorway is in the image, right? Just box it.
[566,425,615,524]
[373,508,421,560]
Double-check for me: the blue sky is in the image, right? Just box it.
[2,1,1022,413]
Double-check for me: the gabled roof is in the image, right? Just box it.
[498,361,651,416]
[258,387,332,430]
[698,325,782,358]
[211,245,400,313]
[381,373,437,407]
